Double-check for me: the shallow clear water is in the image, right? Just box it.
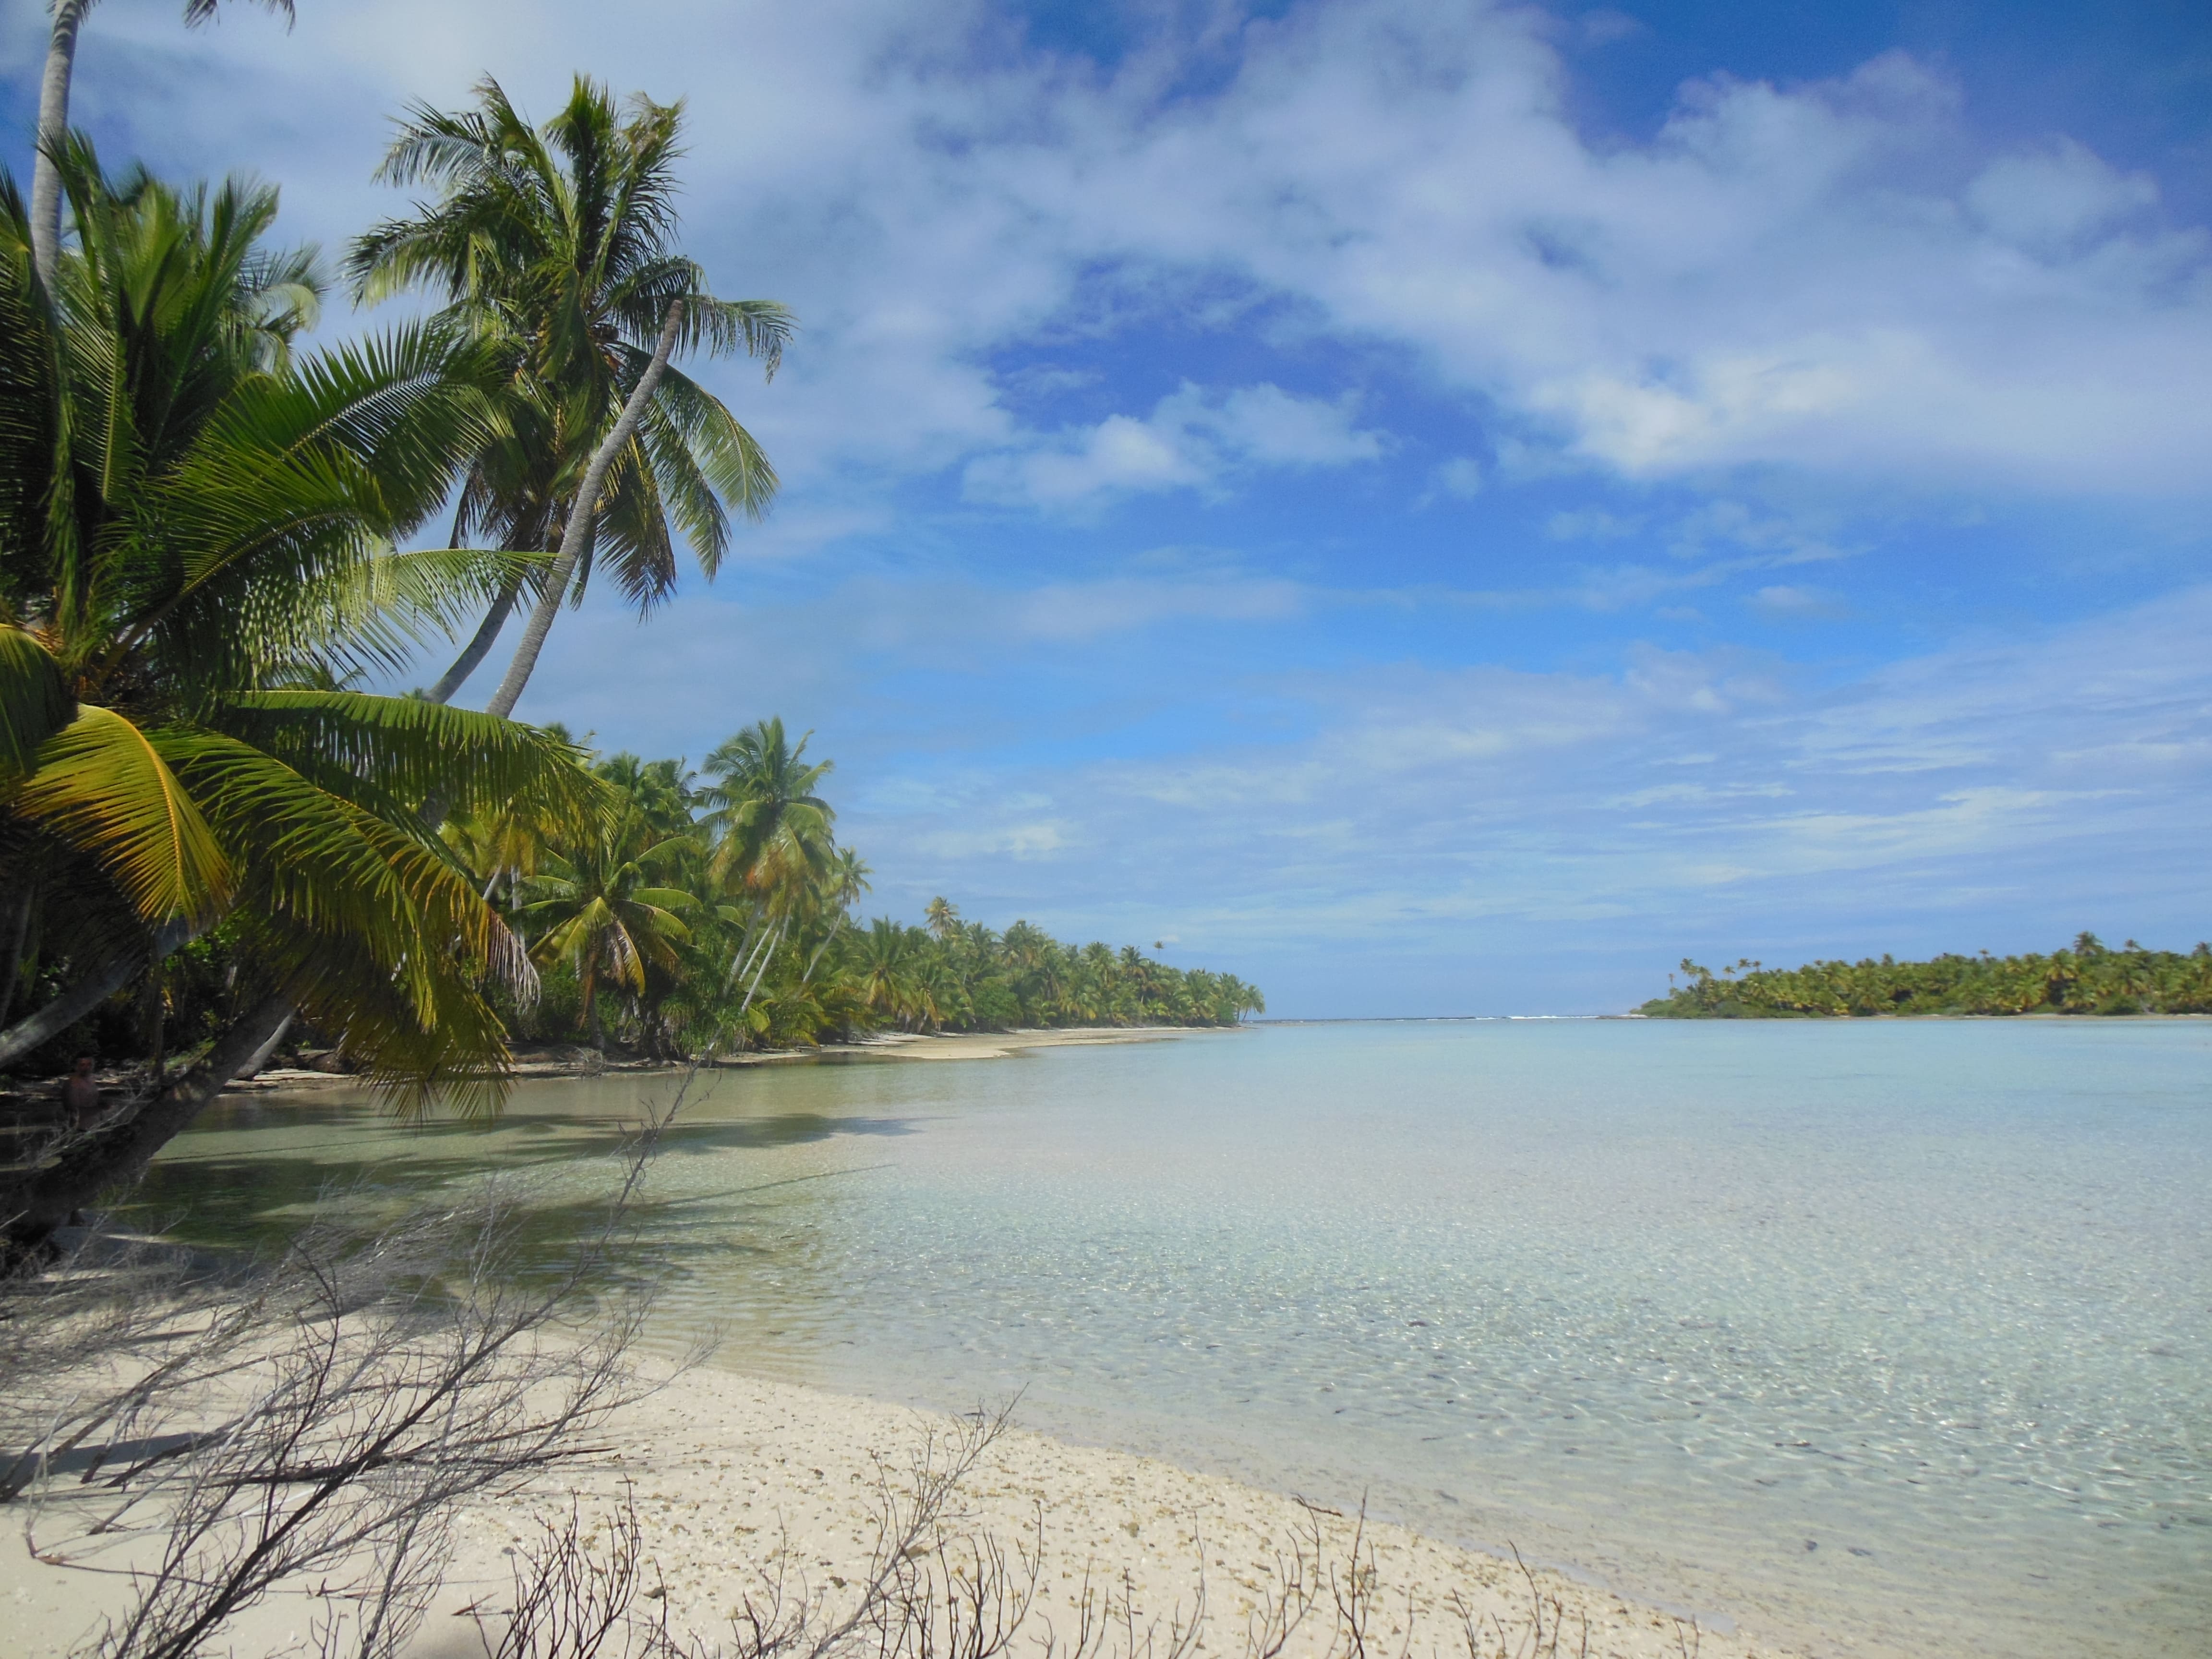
[142,1021,2212,1659]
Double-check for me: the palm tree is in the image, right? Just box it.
[516,813,693,1051]
[851,918,919,1027]
[782,844,870,998]
[594,752,699,839]
[689,717,834,1034]
[0,150,594,1248]
[698,717,835,894]
[29,0,295,293]
[347,76,793,711]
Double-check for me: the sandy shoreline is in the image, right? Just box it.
[3,1359,1807,1659]
[204,1023,1221,1094]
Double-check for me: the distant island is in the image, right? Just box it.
[1642,934,2211,1017]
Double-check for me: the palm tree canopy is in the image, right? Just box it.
[347,75,793,613]
[698,716,834,893]
[517,813,694,1027]
[1,146,600,1109]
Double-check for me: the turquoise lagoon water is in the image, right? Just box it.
[141,1021,2211,1659]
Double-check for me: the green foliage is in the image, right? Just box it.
[446,728,1265,1056]
[0,145,591,1109]
[1641,936,2212,1018]
[348,74,791,614]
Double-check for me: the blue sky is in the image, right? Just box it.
[8,0,2211,1014]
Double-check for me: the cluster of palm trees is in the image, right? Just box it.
[443,722,1264,1057]
[842,904,1265,1035]
[1,25,1261,1248]
[0,28,788,1245]
[1645,934,2212,1017]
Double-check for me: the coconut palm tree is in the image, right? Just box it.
[0,149,595,1249]
[517,813,694,1050]
[697,717,834,893]
[851,917,920,1027]
[346,75,793,711]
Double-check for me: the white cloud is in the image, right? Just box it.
[1431,457,1484,498]
[963,381,1385,509]
[1546,508,1639,541]
[1967,138,2162,252]
[965,412,1209,507]
[1204,383,1385,467]
[22,0,2207,516]
[917,820,1072,860]
[1008,575,1304,638]
[491,567,1310,751]
[1745,584,1850,620]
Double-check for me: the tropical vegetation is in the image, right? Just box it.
[0,140,597,1090]
[457,720,1265,1058]
[0,62,1258,1250]
[1642,935,2212,1017]
[0,50,802,1246]
[348,74,791,711]
[5,712,1262,1086]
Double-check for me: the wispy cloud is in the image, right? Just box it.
[831,588,2212,1010]
[1745,584,1851,621]
[963,382,1386,510]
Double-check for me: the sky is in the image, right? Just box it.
[6,0,2210,1016]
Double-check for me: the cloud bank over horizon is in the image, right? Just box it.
[8,0,2208,1012]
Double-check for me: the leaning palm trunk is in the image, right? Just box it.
[735,915,787,1026]
[29,0,90,294]
[0,916,196,1069]
[799,916,844,986]
[1,990,290,1255]
[484,301,685,721]
[0,877,38,1030]
[424,572,524,704]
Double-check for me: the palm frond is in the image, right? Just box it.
[11,705,232,924]
[0,625,75,777]
[215,690,607,827]
[289,544,550,681]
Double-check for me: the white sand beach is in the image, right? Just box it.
[205,1026,1218,1094]
[5,1358,1803,1659]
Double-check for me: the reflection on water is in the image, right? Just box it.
[141,1023,2212,1659]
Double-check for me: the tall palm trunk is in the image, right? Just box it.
[425,573,524,705]
[424,499,551,706]
[0,878,37,1027]
[30,0,93,294]
[484,301,684,720]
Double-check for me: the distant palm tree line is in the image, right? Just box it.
[482,721,1264,1056]
[1643,935,2212,1018]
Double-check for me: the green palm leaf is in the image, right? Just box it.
[0,625,75,777]
[289,544,551,682]
[153,726,533,997]
[216,690,604,825]
[12,704,231,923]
